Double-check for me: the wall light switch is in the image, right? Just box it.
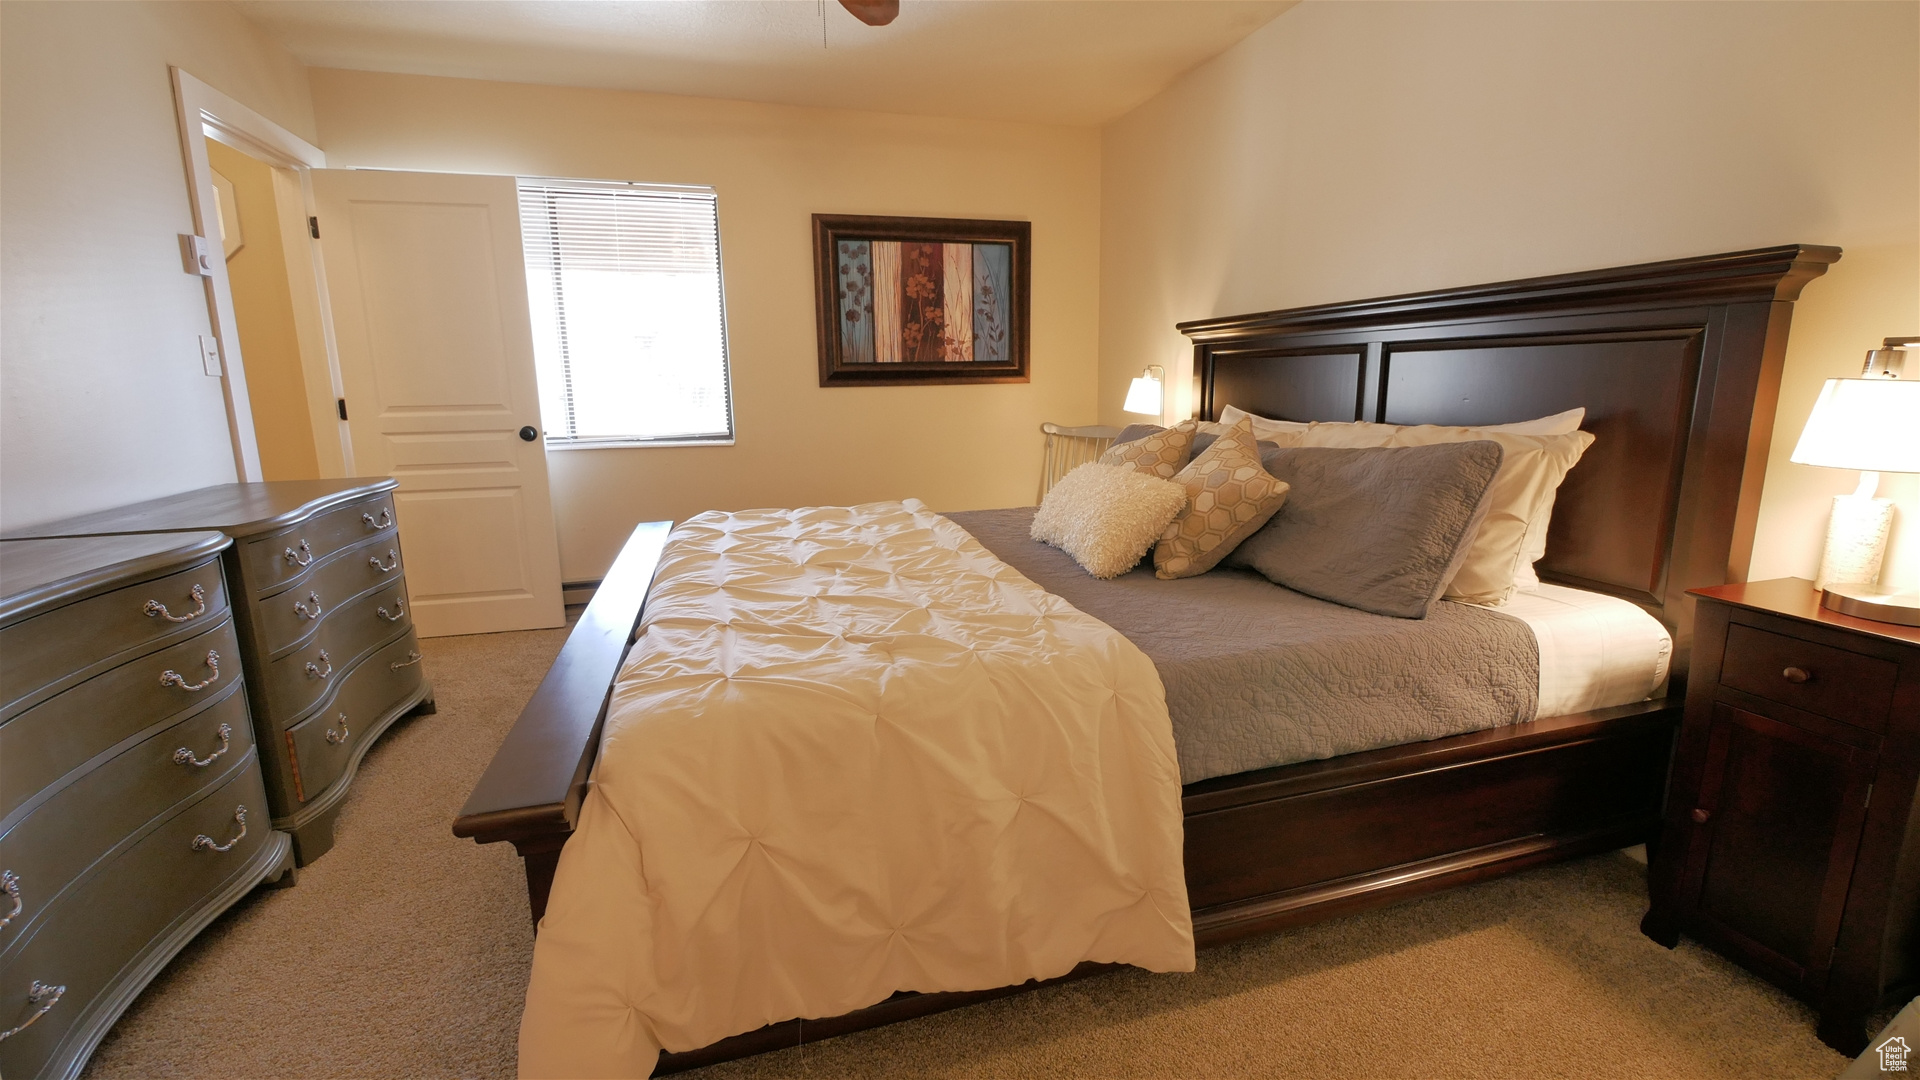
[199,335,223,377]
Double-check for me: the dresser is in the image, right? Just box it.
[2,480,435,866]
[0,532,293,1080]
[1643,578,1920,1055]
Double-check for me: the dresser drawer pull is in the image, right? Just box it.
[144,583,208,623]
[160,651,220,692]
[390,650,423,670]
[377,600,406,623]
[0,871,20,930]
[284,540,314,567]
[173,723,233,768]
[326,714,351,745]
[1691,808,1712,824]
[1783,666,1813,684]
[363,508,393,530]
[370,549,400,574]
[0,981,64,1042]
[294,591,324,620]
[305,651,334,680]
[191,806,247,853]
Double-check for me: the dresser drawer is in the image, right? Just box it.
[240,494,396,596]
[0,687,253,956]
[0,757,269,1080]
[0,559,229,720]
[282,633,425,805]
[1,618,242,823]
[262,579,413,724]
[1720,622,1900,732]
[251,533,407,659]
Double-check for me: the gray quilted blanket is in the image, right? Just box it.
[948,507,1540,784]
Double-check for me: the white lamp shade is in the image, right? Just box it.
[1123,375,1163,416]
[1790,378,1920,474]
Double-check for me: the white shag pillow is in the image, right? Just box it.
[1032,463,1189,579]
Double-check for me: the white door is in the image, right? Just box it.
[311,169,565,637]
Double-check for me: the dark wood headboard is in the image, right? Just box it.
[1177,244,1840,682]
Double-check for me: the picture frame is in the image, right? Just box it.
[813,214,1031,387]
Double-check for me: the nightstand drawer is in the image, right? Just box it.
[1720,622,1899,732]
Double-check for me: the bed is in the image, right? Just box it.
[453,243,1839,1073]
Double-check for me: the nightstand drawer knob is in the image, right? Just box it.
[1691,808,1712,824]
[1783,666,1813,684]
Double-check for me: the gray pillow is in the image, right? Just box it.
[1222,441,1503,619]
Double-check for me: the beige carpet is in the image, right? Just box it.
[83,623,1854,1080]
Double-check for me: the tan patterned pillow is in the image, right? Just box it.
[1153,418,1290,580]
[1099,419,1200,479]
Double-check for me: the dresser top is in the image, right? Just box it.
[0,531,231,626]
[0,479,397,542]
[1691,577,1920,648]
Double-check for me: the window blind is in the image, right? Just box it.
[517,179,733,445]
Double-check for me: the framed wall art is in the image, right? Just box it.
[813,214,1031,387]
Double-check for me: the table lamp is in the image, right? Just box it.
[1789,336,1920,626]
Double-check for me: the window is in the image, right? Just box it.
[517,179,734,446]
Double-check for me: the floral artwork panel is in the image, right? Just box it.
[815,214,1028,385]
[942,245,974,362]
[836,241,1015,364]
[835,239,874,364]
[972,243,1011,366]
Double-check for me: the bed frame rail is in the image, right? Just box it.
[452,521,671,923]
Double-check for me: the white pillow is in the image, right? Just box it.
[1221,404,1586,589]
[1031,463,1189,579]
[1216,404,1310,444]
[1218,404,1583,440]
[1484,408,1585,436]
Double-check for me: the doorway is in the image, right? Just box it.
[174,70,565,635]
[172,67,349,483]
[204,136,329,481]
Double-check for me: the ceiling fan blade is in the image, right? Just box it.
[837,0,899,27]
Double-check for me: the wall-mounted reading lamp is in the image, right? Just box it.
[1123,365,1165,417]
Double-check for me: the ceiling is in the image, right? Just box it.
[236,0,1298,127]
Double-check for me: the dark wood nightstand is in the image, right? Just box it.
[1643,578,1920,1054]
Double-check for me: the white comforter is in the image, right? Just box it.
[519,501,1195,1077]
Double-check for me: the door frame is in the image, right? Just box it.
[171,67,353,481]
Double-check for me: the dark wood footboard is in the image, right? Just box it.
[453,521,672,924]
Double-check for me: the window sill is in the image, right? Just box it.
[545,438,736,451]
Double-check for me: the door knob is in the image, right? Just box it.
[1691,808,1712,824]
[519,426,539,442]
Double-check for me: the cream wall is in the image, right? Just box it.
[308,69,1101,582]
[0,1,317,529]
[1100,0,1920,590]
[206,138,320,481]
